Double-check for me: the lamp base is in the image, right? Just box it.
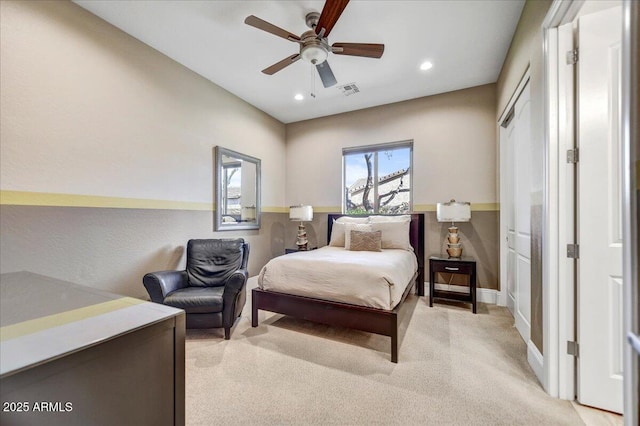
[446,247,463,258]
[296,223,308,250]
[446,224,462,257]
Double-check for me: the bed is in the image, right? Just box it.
[252,213,425,362]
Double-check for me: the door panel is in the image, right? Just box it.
[577,5,623,413]
[514,84,532,342]
[506,111,517,314]
[516,255,532,336]
[504,81,532,343]
[507,238,516,312]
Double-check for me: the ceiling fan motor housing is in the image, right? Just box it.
[300,30,329,64]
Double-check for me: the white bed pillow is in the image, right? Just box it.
[368,215,411,223]
[344,223,373,249]
[329,221,346,246]
[336,216,369,224]
[329,216,370,247]
[369,220,412,251]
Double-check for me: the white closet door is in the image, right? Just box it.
[505,82,532,343]
[576,5,623,413]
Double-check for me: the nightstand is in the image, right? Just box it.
[285,247,317,254]
[429,255,477,313]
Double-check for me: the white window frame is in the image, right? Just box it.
[342,140,413,214]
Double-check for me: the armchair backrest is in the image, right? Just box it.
[186,239,248,287]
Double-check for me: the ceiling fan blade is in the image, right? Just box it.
[262,54,301,75]
[316,61,337,88]
[245,15,300,42]
[315,0,350,37]
[332,43,384,58]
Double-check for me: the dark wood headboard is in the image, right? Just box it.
[327,213,425,287]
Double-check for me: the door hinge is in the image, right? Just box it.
[566,49,579,65]
[566,148,579,164]
[567,243,580,259]
[567,341,579,357]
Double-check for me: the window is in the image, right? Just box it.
[221,160,241,219]
[343,140,413,214]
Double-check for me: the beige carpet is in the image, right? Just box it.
[185,280,584,425]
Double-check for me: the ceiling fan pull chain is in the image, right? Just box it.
[310,63,316,98]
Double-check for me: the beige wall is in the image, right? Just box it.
[496,0,552,353]
[286,84,498,210]
[496,0,553,119]
[0,1,287,297]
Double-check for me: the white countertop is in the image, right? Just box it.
[0,271,184,378]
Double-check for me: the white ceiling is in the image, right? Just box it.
[73,0,525,124]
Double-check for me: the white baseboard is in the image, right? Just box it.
[496,289,508,307]
[424,283,498,304]
[527,340,545,387]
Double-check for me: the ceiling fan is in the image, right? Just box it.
[244,0,384,88]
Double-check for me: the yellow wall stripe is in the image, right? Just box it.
[413,203,500,212]
[262,206,289,213]
[0,297,146,342]
[0,191,289,213]
[1,190,213,211]
[469,203,500,211]
[312,206,342,213]
[0,191,500,212]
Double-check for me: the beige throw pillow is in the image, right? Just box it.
[344,223,373,249]
[349,230,382,252]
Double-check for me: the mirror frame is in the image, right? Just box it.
[215,146,261,231]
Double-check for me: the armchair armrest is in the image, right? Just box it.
[222,269,249,303]
[143,270,188,303]
[222,268,249,331]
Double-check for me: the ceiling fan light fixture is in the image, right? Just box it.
[301,44,328,65]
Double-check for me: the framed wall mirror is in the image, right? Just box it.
[215,146,261,231]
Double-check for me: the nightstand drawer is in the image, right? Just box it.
[430,262,474,275]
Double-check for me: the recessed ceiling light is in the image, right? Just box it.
[420,61,433,71]
[294,93,304,101]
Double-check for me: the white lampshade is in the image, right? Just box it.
[289,205,313,222]
[436,200,471,222]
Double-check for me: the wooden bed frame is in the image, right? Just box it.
[251,213,425,362]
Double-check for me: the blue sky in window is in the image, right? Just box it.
[344,148,410,187]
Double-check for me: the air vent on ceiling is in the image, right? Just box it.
[337,82,360,96]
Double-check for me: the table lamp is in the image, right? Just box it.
[289,205,313,250]
[436,200,471,258]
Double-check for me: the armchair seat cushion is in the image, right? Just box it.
[164,286,224,314]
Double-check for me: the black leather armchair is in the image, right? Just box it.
[143,239,249,339]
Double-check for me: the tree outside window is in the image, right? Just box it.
[222,162,241,219]
[343,141,412,214]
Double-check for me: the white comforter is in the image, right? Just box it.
[258,246,418,310]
